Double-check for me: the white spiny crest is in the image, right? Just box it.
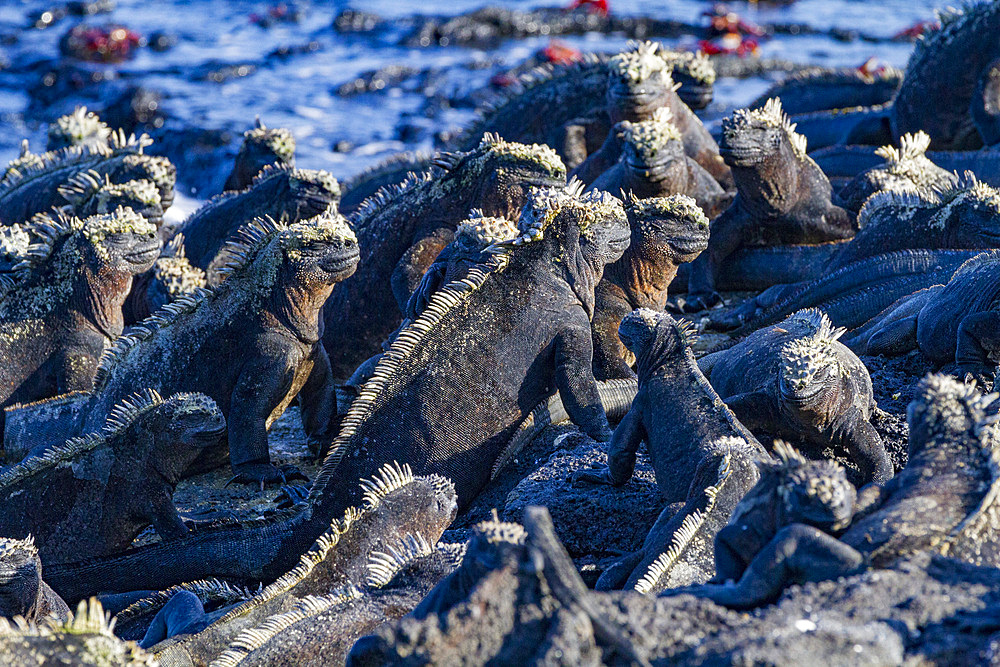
[103,388,163,433]
[474,516,527,545]
[875,131,932,165]
[366,532,434,588]
[772,439,808,467]
[360,461,415,507]
[779,337,841,391]
[914,373,1000,438]
[0,535,36,560]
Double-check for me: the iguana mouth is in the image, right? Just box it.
[193,424,227,441]
[669,236,709,255]
[319,246,361,275]
[719,145,765,163]
[124,244,160,266]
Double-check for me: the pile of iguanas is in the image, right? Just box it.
[1,18,1000,664]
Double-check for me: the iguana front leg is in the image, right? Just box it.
[553,324,613,442]
[829,407,894,485]
[953,311,1000,390]
[148,488,189,541]
[860,315,919,357]
[684,207,749,312]
[390,227,454,314]
[572,404,646,487]
[673,524,864,609]
[297,344,337,457]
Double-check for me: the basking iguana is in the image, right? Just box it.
[575,308,766,503]
[176,164,341,283]
[321,133,567,380]
[749,65,903,116]
[591,194,709,380]
[700,309,893,484]
[46,106,112,152]
[0,598,154,665]
[588,108,729,218]
[223,118,296,192]
[0,536,69,623]
[123,234,208,324]
[0,390,225,564]
[847,250,1000,389]
[79,210,359,485]
[130,462,456,662]
[0,132,176,225]
[0,208,160,424]
[836,131,957,213]
[57,171,165,231]
[42,184,627,597]
[684,98,854,311]
[678,373,1000,608]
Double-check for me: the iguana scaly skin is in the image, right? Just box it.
[451,42,717,168]
[338,151,434,216]
[137,462,456,664]
[176,165,341,284]
[700,309,893,484]
[0,208,159,424]
[0,391,225,564]
[0,537,69,624]
[680,374,1000,608]
[847,250,1000,388]
[0,598,154,665]
[685,99,854,311]
[0,132,176,225]
[321,134,567,381]
[597,438,764,595]
[749,65,903,116]
[588,108,729,218]
[124,235,208,325]
[591,195,708,380]
[836,131,958,213]
[58,170,165,231]
[568,42,730,185]
[46,106,112,152]
[223,118,296,193]
[80,210,359,485]
[574,309,765,503]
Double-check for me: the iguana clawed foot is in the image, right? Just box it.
[943,363,998,394]
[679,291,721,313]
[570,463,615,487]
[274,483,310,508]
[225,463,309,491]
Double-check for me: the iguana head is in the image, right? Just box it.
[720,98,807,167]
[280,208,360,287]
[454,213,518,255]
[927,173,1000,246]
[157,391,227,448]
[230,119,296,188]
[60,171,164,229]
[606,41,678,123]
[617,308,697,377]
[78,207,162,278]
[46,106,111,151]
[907,374,999,458]
[0,536,42,620]
[624,193,709,265]
[778,333,848,415]
[258,166,342,222]
[437,134,566,221]
[117,154,177,210]
[616,107,686,177]
[766,441,857,532]
[662,49,715,110]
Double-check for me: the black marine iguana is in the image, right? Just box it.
[78,210,359,485]
[847,250,1000,389]
[0,390,225,564]
[588,108,729,218]
[223,118,296,193]
[684,98,854,311]
[677,374,1000,608]
[57,170,165,231]
[591,194,709,380]
[700,309,893,484]
[0,208,159,423]
[749,65,903,116]
[0,537,69,624]
[46,106,112,152]
[176,164,341,283]
[321,133,566,380]
[42,184,627,598]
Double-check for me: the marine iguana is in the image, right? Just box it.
[176,165,341,283]
[58,170,165,230]
[0,132,176,225]
[46,106,112,152]
[847,250,1000,389]
[574,309,766,503]
[749,65,903,116]
[321,133,567,380]
[123,235,208,325]
[684,99,854,311]
[836,131,958,213]
[591,195,709,380]
[79,210,359,486]
[588,108,729,218]
[0,598,154,665]
[0,208,159,423]
[0,390,225,564]
[0,537,69,624]
[132,462,456,662]
[568,42,730,185]
[42,184,627,598]
[700,309,893,484]
[678,374,1000,608]
[223,118,296,193]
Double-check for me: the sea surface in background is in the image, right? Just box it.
[0,0,945,213]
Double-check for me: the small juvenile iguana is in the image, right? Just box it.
[0,536,69,623]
